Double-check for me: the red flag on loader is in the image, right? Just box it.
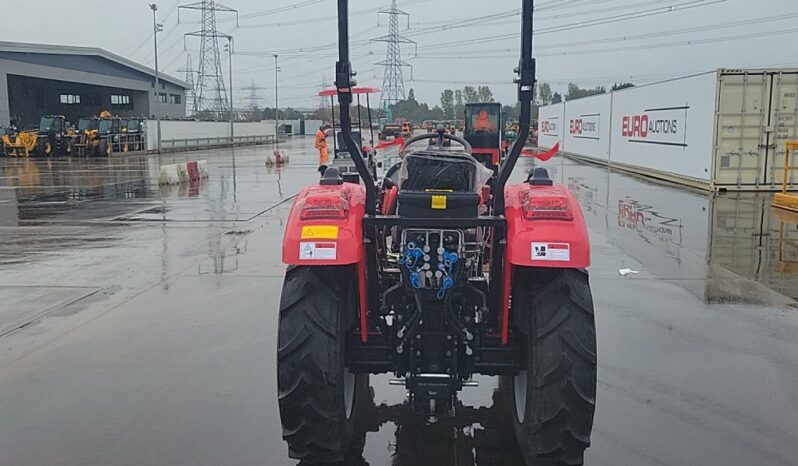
[374,137,405,150]
[521,142,560,161]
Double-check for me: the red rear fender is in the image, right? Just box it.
[504,183,590,269]
[282,183,366,265]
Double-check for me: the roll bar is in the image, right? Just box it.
[336,0,377,215]
[494,0,535,216]
[335,0,535,217]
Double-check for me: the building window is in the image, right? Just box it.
[60,94,81,105]
[111,95,130,105]
[156,92,167,103]
[169,94,182,105]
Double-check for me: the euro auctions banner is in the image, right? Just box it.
[569,113,600,140]
[620,106,689,147]
[539,116,560,137]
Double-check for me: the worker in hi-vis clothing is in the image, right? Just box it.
[315,126,330,167]
[475,110,497,132]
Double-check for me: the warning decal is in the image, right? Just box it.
[531,242,571,261]
[431,195,447,210]
[301,225,340,240]
[299,242,338,260]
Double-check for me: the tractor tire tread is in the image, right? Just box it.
[277,266,356,463]
[511,268,597,466]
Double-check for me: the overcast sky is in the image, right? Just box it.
[3,0,797,109]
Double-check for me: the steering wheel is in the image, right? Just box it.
[401,131,472,155]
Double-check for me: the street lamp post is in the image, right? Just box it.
[149,3,163,153]
[274,54,279,141]
[225,36,234,144]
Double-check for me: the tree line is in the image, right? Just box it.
[239,81,636,124]
[392,82,635,122]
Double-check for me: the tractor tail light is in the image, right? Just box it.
[522,191,574,221]
[300,191,350,220]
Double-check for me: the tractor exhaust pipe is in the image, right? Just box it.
[493,0,536,216]
[336,0,377,215]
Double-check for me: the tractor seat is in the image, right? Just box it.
[397,191,480,218]
[399,150,482,192]
[397,150,486,218]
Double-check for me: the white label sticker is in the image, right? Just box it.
[299,242,337,260]
[532,242,571,261]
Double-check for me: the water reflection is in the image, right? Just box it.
[306,381,525,466]
[544,158,798,302]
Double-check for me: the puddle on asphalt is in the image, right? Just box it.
[539,157,798,302]
[2,150,796,303]
[326,379,526,466]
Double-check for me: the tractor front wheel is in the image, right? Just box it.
[504,268,597,466]
[38,139,53,157]
[277,266,366,463]
[98,140,111,157]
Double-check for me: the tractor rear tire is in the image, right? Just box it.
[504,268,597,466]
[277,266,366,463]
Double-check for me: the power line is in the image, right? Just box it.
[178,53,199,115]
[217,0,324,23]
[416,11,798,57]
[241,79,267,109]
[179,0,238,115]
[372,1,416,108]
[416,0,727,52]
[409,27,798,61]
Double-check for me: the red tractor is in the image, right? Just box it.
[277,1,597,465]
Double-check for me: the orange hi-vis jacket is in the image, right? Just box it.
[315,129,328,150]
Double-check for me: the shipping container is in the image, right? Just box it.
[537,102,564,150]
[538,68,798,191]
[563,93,612,163]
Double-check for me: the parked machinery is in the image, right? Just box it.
[97,116,123,157]
[1,116,71,157]
[379,123,402,140]
[72,111,130,157]
[464,103,502,170]
[125,117,146,152]
[71,116,101,157]
[36,115,72,156]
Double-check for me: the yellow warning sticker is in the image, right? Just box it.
[431,195,447,210]
[301,225,340,240]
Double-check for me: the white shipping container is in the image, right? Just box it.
[563,93,612,163]
[537,102,564,150]
[538,68,798,191]
[610,71,717,183]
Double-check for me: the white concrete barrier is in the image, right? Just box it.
[159,164,179,185]
[159,160,210,185]
[197,160,209,179]
[175,162,189,183]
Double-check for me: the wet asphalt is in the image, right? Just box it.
[0,137,797,466]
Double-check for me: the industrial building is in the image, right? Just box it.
[0,41,189,127]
